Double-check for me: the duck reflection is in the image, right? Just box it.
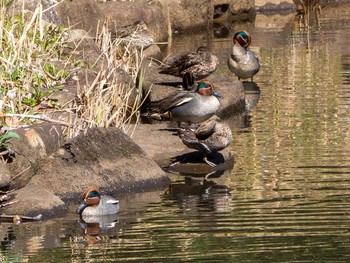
[78,214,119,243]
[166,173,232,213]
[243,81,260,112]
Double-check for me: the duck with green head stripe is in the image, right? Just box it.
[77,187,119,216]
[145,80,223,124]
[228,31,260,81]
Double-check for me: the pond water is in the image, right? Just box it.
[2,4,350,263]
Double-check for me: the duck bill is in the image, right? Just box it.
[213,90,223,99]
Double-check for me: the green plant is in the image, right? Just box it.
[0,131,20,158]
[0,3,72,125]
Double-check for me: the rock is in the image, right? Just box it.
[7,124,63,189]
[159,0,213,33]
[2,127,169,216]
[25,127,170,197]
[56,0,105,36]
[56,0,168,42]
[255,0,295,11]
[0,162,11,189]
[3,185,65,218]
[99,1,167,43]
[7,0,60,24]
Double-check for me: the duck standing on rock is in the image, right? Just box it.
[144,80,223,124]
[228,31,260,81]
[159,46,219,80]
[178,115,233,167]
[77,187,119,216]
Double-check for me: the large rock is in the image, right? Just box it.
[24,127,169,196]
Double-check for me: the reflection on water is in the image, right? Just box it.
[2,4,350,262]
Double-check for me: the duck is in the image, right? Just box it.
[145,80,222,124]
[159,46,219,80]
[178,115,233,167]
[228,31,260,81]
[77,187,119,216]
[110,20,154,49]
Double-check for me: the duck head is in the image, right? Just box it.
[195,81,223,99]
[233,31,251,49]
[77,187,101,214]
[196,46,212,61]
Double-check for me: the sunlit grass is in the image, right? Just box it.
[0,2,146,138]
[0,1,70,126]
[69,21,146,138]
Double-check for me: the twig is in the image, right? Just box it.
[11,165,32,181]
[0,200,18,208]
[3,113,73,127]
[0,194,10,202]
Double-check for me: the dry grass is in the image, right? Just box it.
[0,2,147,138]
[0,1,70,126]
[69,21,146,138]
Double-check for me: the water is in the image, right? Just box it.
[2,5,350,263]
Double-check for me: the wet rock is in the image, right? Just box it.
[167,151,234,177]
[4,185,65,218]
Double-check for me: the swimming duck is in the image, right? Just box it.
[228,31,260,81]
[178,115,233,166]
[77,187,119,216]
[159,46,219,80]
[145,80,222,124]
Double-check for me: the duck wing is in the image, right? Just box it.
[148,91,196,113]
[160,52,204,76]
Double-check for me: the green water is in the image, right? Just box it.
[1,4,350,263]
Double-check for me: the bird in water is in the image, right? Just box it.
[77,187,119,216]
[178,115,233,167]
[228,31,260,81]
[159,46,219,80]
[144,80,222,124]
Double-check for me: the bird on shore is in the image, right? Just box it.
[228,31,260,81]
[110,20,154,49]
[159,46,219,80]
[144,80,223,124]
[178,115,233,167]
[77,187,119,216]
